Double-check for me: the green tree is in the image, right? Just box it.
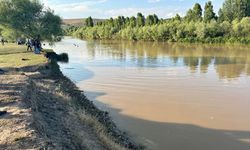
[220,21,232,36]
[39,9,62,41]
[247,0,250,16]
[85,16,94,27]
[136,12,145,27]
[240,17,250,37]
[174,14,181,21]
[204,1,216,23]
[129,16,136,27]
[237,0,249,19]
[108,18,114,27]
[185,9,194,22]
[221,0,234,22]
[153,14,159,24]
[0,0,62,41]
[221,0,250,22]
[193,3,203,21]
[185,3,202,22]
[146,15,154,26]
[218,8,225,22]
[125,17,130,26]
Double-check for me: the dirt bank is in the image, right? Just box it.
[0,62,141,150]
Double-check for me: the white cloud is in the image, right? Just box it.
[106,7,184,18]
[41,0,186,19]
[148,0,160,3]
[42,0,109,18]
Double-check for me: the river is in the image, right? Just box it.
[49,37,250,150]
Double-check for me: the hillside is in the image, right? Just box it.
[63,18,105,27]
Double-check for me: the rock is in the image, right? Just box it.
[0,111,7,116]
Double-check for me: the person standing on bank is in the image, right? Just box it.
[26,39,33,51]
[34,37,41,54]
[1,38,4,46]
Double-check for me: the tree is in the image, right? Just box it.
[153,14,159,24]
[218,8,225,22]
[233,17,250,37]
[185,3,202,22]
[185,9,194,22]
[247,0,250,16]
[221,0,234,22]
[125,17,130,26]
[108,18,114,27]
[221,0,250,22]
[240,17,250,37]
[136,12,145,27]
[0,0,62,41]
[129,16,136,27]
[85,17,94,27]
[204,1,216,23]
[236,0,249,19]
[39,9,62,41]
[146,15,154,26]
[174,14,181,21]
[193,3,203,21]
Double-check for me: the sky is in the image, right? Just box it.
[42,0,224,19]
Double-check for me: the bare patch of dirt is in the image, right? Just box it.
[0,69,105,149]
[0,74,45,149]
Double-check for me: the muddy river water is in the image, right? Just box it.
[50,37,250,150]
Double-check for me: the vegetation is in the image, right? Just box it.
[63,26,79,36]
[0,0,62,42]
[0,44,48,68]
[72,0,250,43]
[85,16,94,27]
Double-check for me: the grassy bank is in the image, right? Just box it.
[0,44,141,149]
[0,44,48,67]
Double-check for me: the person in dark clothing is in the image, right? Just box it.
[1,38,4,46]
[26,39,33,51]
[34,38,41,54]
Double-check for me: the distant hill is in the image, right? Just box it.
[63,18,105,27]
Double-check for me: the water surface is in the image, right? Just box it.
[50,37,250,150]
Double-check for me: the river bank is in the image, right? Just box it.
[0,47,141,149]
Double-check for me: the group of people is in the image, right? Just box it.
[26,38,42,54]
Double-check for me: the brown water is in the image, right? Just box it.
[51,37,250,150]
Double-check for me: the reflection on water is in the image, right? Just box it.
[51,37,250,150]
[85,40,250,80]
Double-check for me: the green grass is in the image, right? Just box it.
[0,44,28,55]
[0,43,49,68]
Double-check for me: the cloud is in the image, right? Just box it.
[106,7,185,18]
[41,0,188,19]
[148,0,160,3]
[42,0,108,18]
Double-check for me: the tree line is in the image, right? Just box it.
[70,0,250,43]
[0,0,62,42]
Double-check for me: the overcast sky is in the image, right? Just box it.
[42,0,224,19]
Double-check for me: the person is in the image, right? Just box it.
[34,38,41,54]
[1,38,4,46]
[26,39,33,51]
